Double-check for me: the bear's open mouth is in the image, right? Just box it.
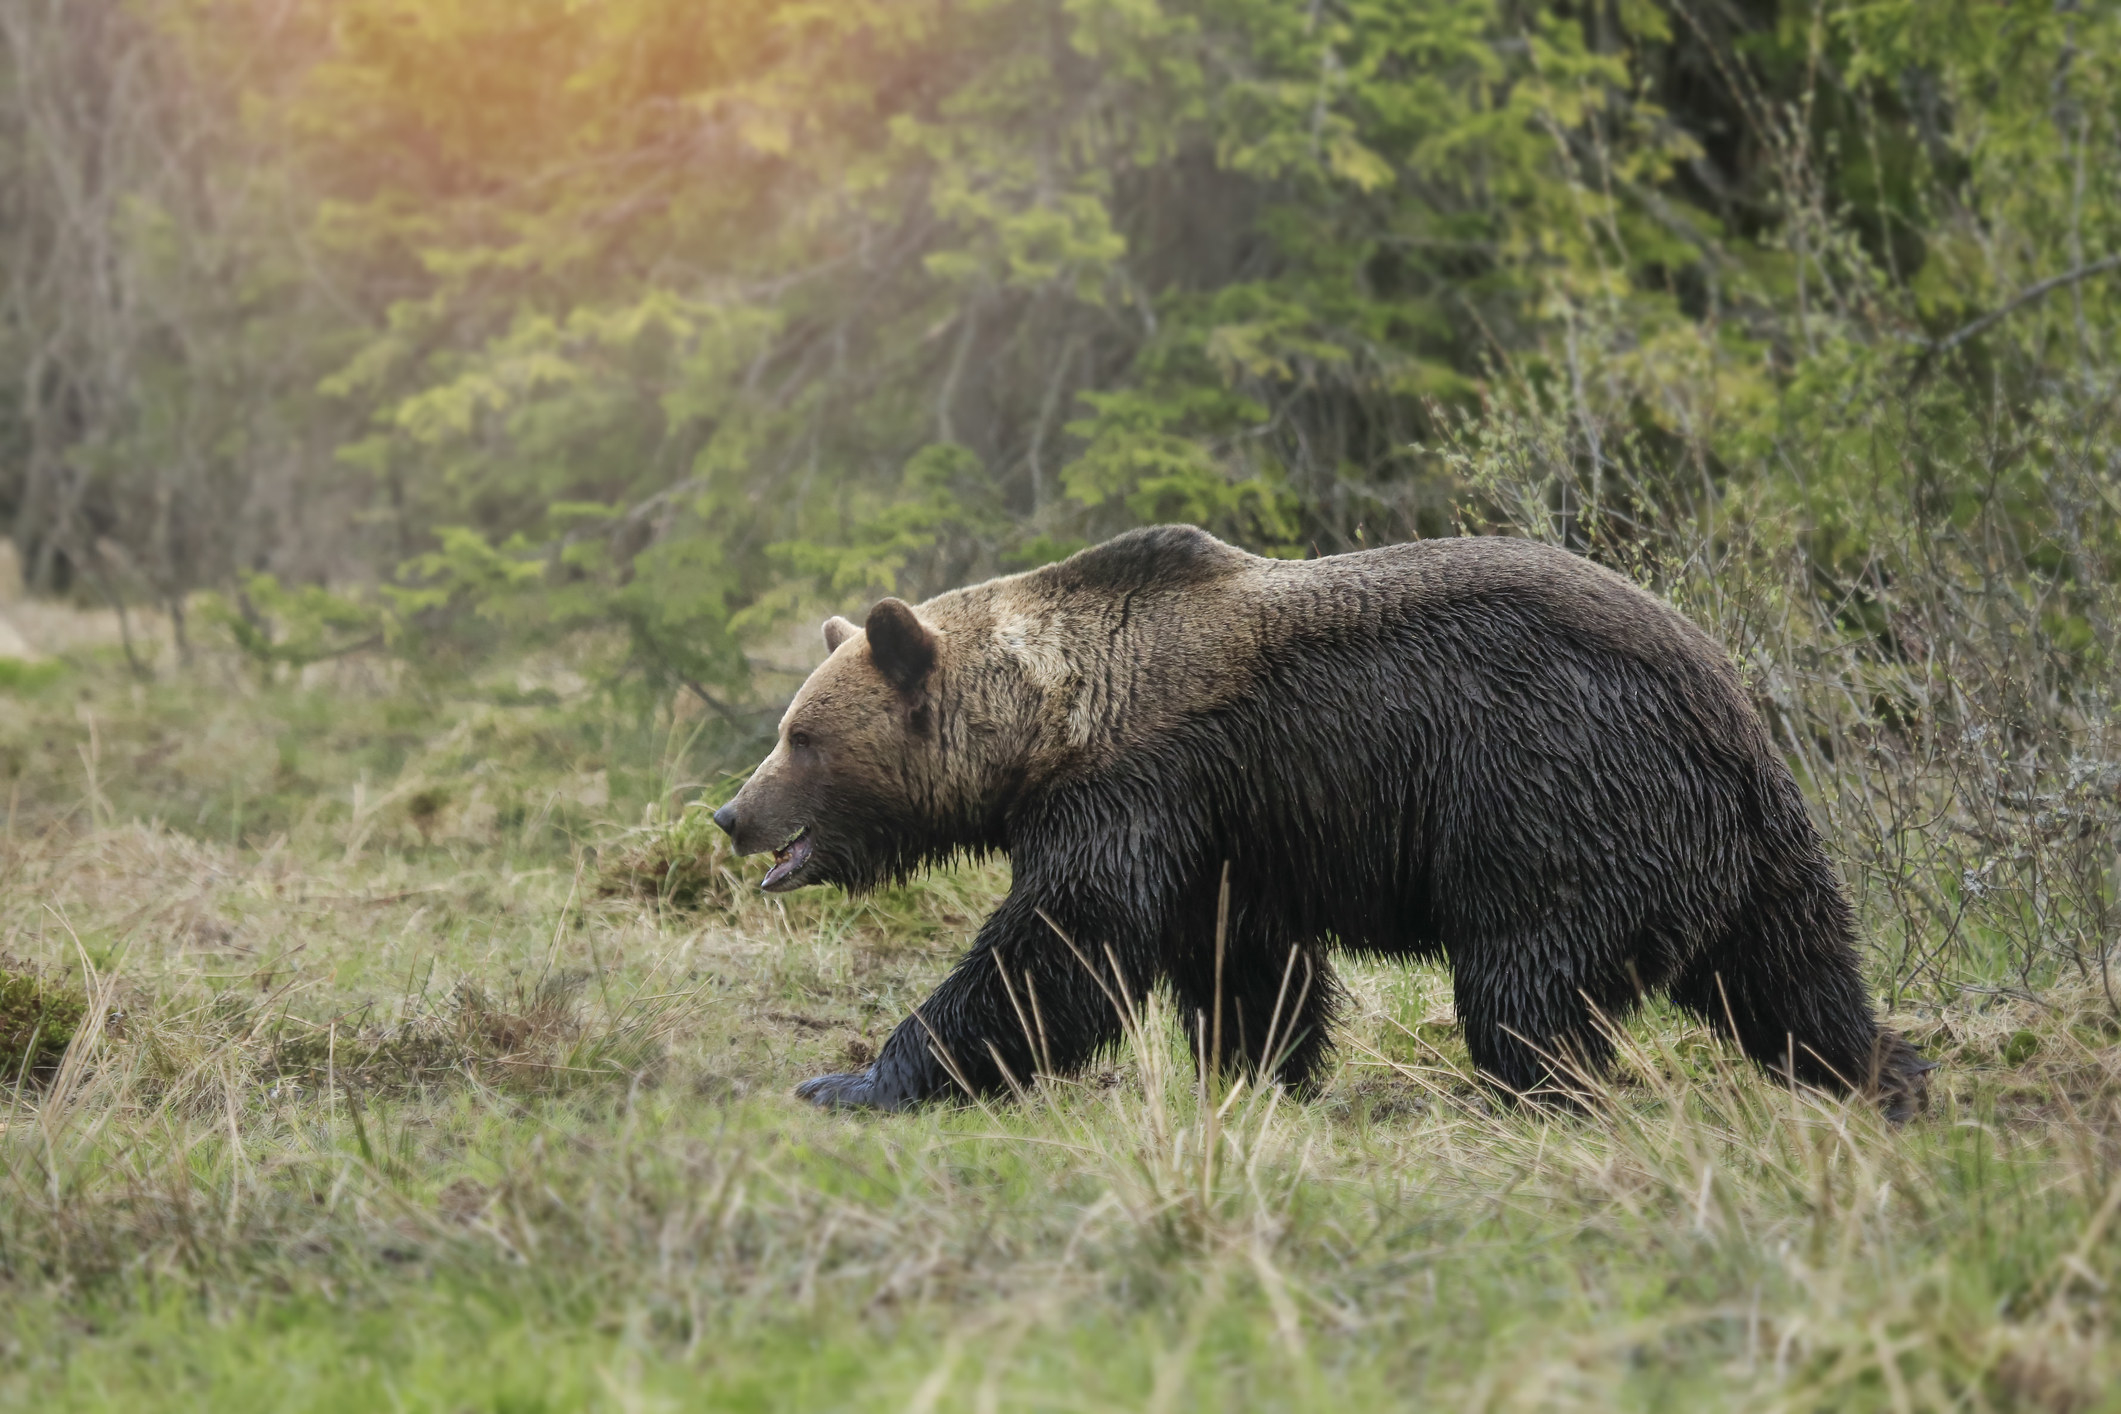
[761,827,813,891]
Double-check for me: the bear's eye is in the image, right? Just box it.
[789,729,814,750]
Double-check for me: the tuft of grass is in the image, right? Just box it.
[597,800,749,911]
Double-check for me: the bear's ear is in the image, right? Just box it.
[822,616,859,654]
[864,598,937,695]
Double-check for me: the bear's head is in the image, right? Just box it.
[713,597,1000,891]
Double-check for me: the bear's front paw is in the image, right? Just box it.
[796,1070,896,1110]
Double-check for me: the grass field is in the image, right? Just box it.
[3,640,2119,1412]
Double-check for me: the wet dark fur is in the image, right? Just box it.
[725,527,1931,1118]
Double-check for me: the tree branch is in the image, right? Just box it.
[680,678,758,732]
[1915,254,2121,374]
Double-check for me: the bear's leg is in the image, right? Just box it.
[796,896,1143,1110]
[1668,876,1931,1119]
[1449,943,1620,1104]
[1169,939,1342,1093]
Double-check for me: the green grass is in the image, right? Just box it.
[3,652,2119,1411]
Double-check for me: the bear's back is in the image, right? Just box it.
[933,526,1754,777]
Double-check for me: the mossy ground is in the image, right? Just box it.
[0,970,85,1081]
[2,644,2118,1412]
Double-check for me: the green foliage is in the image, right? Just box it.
[207,575,390,670]
[773,443,1024,600]
[0,971,85,1080]
[213,0,1720,649]
[302,0,2121,670]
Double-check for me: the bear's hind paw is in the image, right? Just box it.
[1872,1033,1938,1124]
[797,1070,891,1110]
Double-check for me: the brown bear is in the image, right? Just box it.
[713,525,1930,1117]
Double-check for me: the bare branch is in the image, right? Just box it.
[1914,254,2121,374]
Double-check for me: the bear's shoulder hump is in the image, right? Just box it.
[1045,525,1248,595]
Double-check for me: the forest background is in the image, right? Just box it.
[7,0,2121,1408]
[7,0,2114,723]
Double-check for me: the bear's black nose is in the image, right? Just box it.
[711,803,739,836]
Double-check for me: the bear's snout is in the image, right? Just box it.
[710,794,817,891]
[711,798,768,856]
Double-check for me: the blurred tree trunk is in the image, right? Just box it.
[0,0,348,629]
[1,0,148,594]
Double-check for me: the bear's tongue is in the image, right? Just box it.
[761,831,813,891]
